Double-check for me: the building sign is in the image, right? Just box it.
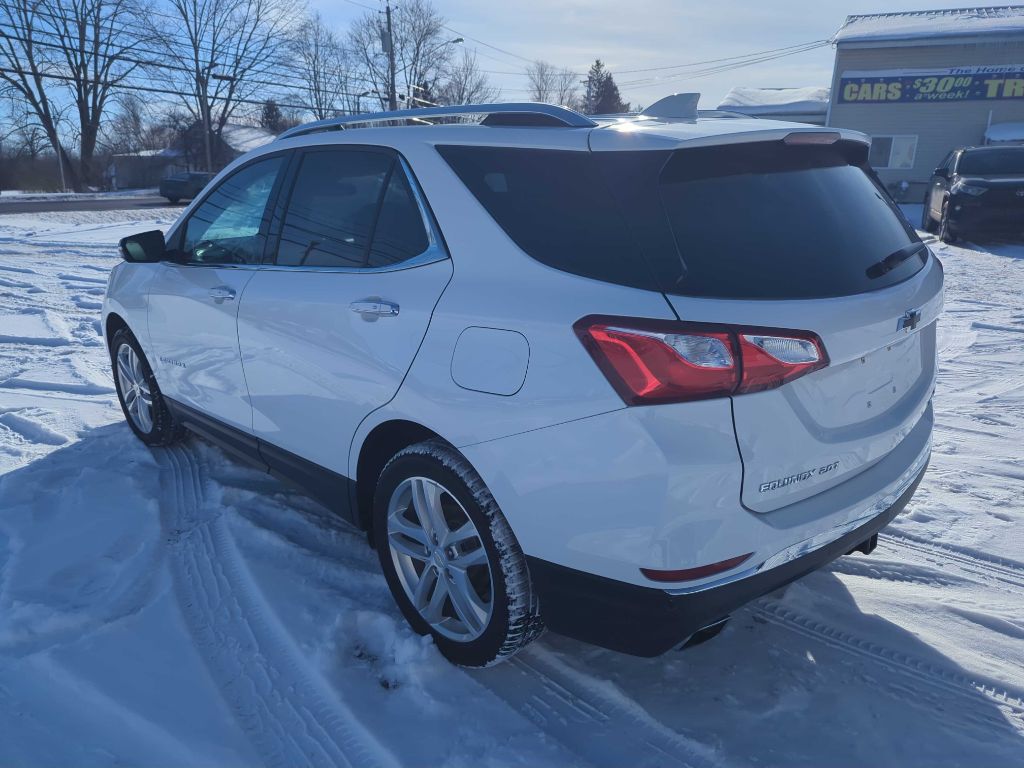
[838,65,1024,104]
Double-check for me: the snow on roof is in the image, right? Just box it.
[985,122,1024,141]
[717,87,830,115]
[835,6,1024,44]
[221,124,275,153]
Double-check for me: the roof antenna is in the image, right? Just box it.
[640,93,700,121]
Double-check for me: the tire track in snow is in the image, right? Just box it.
[755,600,1024,731]
[158,445,399,768]
[880,533,1024,594]
[475,646,723,768]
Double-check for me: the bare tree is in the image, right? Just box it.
[553,67,583,111]
[101,92,148,155]
[348,0,457,110]
[526,59,582,109]
[0,0,140,189]
[152,0,298,171]
[525,59,556,102]
[294,11,353,120]
[436,51,498,106]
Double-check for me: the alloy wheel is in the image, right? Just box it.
[116,343,154,433]
[386,476,494,641]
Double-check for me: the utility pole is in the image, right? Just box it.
[384,1,397,110]
[199,71,213,173]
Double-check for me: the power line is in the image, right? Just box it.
[614,39,831,75]
[616,41,830,92]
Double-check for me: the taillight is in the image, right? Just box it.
[575,316,827,405]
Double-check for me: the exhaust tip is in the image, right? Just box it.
[679,617,730,650]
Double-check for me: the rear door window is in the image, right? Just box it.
[367,168,430,268]
[276,149,392,267]
[275,148,432,269]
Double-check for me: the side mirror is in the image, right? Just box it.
[119,230,167,263]
[933,167,949,179]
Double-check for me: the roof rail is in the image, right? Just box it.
[277,102,596,140]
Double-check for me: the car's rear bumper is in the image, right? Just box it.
[527,461,926,657]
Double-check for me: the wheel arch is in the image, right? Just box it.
[353,418,455,533]
[104,311,129,350]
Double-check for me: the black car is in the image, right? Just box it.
[158,171,214,204]
[922,146,1024,242]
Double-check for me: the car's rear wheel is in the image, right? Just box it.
[110,327,184,446]
[165,196,179,204]
[373,440,543,666]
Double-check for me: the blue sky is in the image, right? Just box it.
[312,1,978,108]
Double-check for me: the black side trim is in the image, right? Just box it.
[526,463,927,657]
[165,398,355,524]
[165,398,266,469]
[258,440,355,523]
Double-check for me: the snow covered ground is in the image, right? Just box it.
[0,207,1022,767]
[0,189,159,202]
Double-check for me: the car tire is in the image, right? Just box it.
[165,196,179,204]
[110,327,184,447]
[938,202,958,243]
[920,201,936,233]
[373,440,543,667]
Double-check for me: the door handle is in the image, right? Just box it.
[350,299,399,317]
[209,286,236,301]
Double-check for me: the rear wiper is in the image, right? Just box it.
[865,242,927,280]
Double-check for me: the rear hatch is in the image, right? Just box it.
[593,136,943,512]
[655,139,942,511]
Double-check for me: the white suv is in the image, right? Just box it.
[104,100,942,667]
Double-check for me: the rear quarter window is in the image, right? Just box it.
[436,145,659,290]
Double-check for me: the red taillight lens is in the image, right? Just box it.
[640,552,754,583]
[575,316,828,405]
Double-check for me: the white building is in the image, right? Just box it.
[827,6,1024,199]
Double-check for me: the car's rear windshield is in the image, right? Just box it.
[958,149,1024,175]
[437,141,925,300]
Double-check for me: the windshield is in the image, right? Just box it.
[958,149,1024,175]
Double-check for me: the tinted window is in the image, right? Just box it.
[367,168,429,267]
[436,146,657,290]
[440,143,924,299]
[277,150,392,267]
[182,155,283,264]
[957,149,1024,175]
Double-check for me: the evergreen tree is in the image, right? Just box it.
[259,100,287,134]
[584,60,629,114]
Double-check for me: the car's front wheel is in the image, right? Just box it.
[920,199,937,233]
[938,201,958,243]
[110,327,184,446]
[373,440,543,666]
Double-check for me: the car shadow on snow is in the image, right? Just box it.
[531,567,1023,767]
